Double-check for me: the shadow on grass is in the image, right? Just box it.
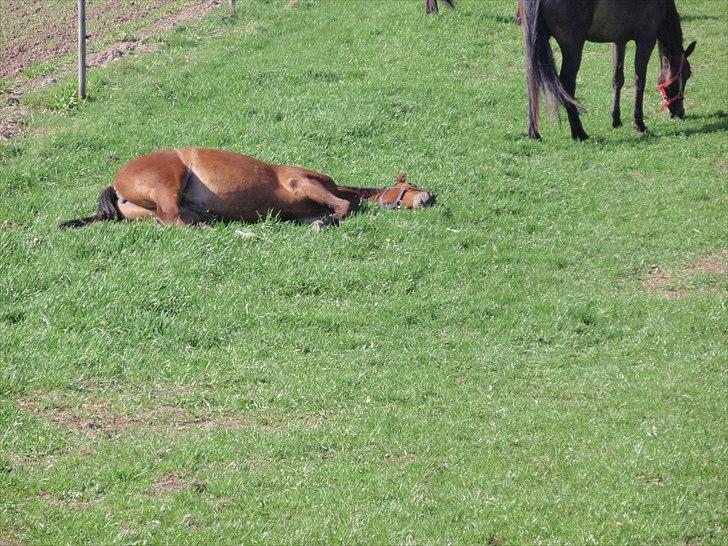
[583,110,728,146]
[491,15,519,25]
[681,14,721,22]
[656,110,728,138]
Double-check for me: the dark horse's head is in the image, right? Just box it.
[658,40,696,119]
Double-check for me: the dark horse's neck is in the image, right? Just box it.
[657,0,684,57]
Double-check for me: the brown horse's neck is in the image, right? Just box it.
[657,0,684,57]
[336,185,387,203]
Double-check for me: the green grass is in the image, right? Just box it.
[1,0,727,543]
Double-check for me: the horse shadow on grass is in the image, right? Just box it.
[680,14,721,22]
[586,110,728,146]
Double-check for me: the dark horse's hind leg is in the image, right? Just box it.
[611,42,626,128]
[558,39,589,141]
[632,38,656,134]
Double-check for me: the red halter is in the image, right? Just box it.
[657,53,686,111]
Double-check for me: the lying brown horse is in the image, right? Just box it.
[60,148,435,230]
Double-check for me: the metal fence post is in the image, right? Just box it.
[78,0,86,99]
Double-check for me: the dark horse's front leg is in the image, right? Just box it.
[611,42,626,128]
[558,39,589,141]
[633,38,656,133]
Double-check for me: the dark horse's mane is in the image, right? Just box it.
[657,0,684,56]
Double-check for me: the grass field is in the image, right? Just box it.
[1,0,727,543]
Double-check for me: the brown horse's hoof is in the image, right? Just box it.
[310,220,326,233]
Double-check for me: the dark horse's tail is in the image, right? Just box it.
[523,0,583,138]
[425,0,454,15]
[59,186,121,228]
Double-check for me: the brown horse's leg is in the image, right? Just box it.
[154,192,205,226]
[611,42,626,128]
[115,191,204,226]
[114,149,206,227]
[294,177,352,231]
[117,200,155,221]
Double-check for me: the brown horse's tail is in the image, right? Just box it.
[59,186,121,228]
[523,0,584,138]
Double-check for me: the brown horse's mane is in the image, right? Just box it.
[336,173,409,202]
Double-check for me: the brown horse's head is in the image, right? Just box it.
[658,40,696,119]
[378,173,435,209]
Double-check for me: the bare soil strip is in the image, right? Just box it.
[0,0,223,140]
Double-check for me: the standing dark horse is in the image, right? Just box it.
[524,0,696,140]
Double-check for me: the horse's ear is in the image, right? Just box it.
[395,172,407,184]
[685,41,696,57]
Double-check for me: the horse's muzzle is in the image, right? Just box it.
[413,192,435,209]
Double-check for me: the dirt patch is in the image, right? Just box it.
[152,473,206,495]
[639,250,728,300]
[384,452,417,466]
[88,41,161,68]
[641,266,683,300]
[1,219,27,230]
[685,249,728,276]
[147,0,223,34]
[0,527,25,546]
[3,1,153,79]
[0,105,27,140]
[637,470,667,486]
[35,490,90,510]
[17,388,322,437]
[20,397,269,435]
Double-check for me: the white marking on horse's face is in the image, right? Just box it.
[412,192,435,209]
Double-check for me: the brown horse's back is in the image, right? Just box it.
[176,148,284,221]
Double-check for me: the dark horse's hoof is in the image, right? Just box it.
[612,119,623,128]
[573,132,590,141]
